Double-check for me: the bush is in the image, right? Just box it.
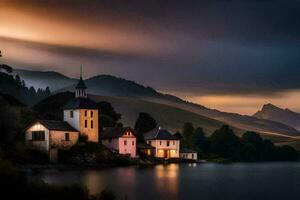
[58,142,135,166]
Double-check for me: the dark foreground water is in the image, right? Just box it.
[28,162,300,200]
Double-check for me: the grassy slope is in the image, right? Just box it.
[91,95,229,135]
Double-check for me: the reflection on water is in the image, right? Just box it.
[28,162,300,200]
[155,164,179,200]
[83,171,106,195]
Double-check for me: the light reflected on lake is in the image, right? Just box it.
[83,171,106,195]
[28,163,300,200]
[155,164,179,200]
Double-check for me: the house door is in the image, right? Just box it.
[164,150,170,158]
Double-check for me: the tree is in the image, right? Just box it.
[15,75,22,88]
[242,131,263,147]
[29,86,36,97]
[210,125,241,159]
[96,101,121,130]
[182,122,194,147]
[240,132,264,161]
[174,131,183,140]
[97,102,121,122]
[193,127,210,155]
[45,86,51,96]
[134,112,157,142]
[260,139,277,161]
[174,131,188,148]
[0,64,13,74]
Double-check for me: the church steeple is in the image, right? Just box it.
[75,65,87,98]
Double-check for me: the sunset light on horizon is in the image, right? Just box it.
[1,0,300,115]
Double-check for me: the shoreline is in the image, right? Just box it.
[20,159,300,172]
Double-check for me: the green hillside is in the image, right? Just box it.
[90,95,237,135]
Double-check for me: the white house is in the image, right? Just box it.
[180,148,198,161]
[25,120,79,161]
[102,127,137,158]
[144,128,180,159]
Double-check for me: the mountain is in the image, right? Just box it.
[254,103,300,131]
[14,69,76,91]
[58,74,182,103]
[16,68,300,137]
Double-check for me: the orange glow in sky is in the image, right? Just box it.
[0,4,169,56]
[1,1,299,115]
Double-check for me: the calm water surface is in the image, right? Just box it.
[28,162,300,200]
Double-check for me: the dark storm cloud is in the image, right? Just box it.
[1,0,300,95]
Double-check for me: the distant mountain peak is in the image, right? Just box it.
[254,103,300,131]
[262,103,279,109]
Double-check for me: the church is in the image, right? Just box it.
[25,73,137,161]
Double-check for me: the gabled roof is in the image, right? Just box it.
[180,148,197,153]
[143,128,178,140]
[136,143,155,149]
[63,97,97,109]
[102,127,136,139]
[37,120,78,132]
[75,77,87,89]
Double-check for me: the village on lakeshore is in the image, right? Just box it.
[25,71,198,163]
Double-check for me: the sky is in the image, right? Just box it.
[0,0,300,114]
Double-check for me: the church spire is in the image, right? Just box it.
[75,65,87,98]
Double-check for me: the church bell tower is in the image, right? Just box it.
[63,66,99,142]
[75,66,87,98]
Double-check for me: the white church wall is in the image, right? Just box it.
[64,109,80,131]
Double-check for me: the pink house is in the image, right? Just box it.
[101,127,137,158]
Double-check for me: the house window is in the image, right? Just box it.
[70,111,73,118]
[32,131,45,141]
[84,110,87,117]
[173,141,175,145]
[124,140,127,146]
[85,120,87,128]
[148,141,151,145]
[65,133,70,141]
[167,141,170,146]
[91,111,93,118]
[91,120,93,129]
[132,141,134,146]
[160,141,162,146]
[192,154,194,159]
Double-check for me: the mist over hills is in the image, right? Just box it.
[14,69,76,91]
[14,68,300,137]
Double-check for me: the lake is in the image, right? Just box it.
[27,162,300,200]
